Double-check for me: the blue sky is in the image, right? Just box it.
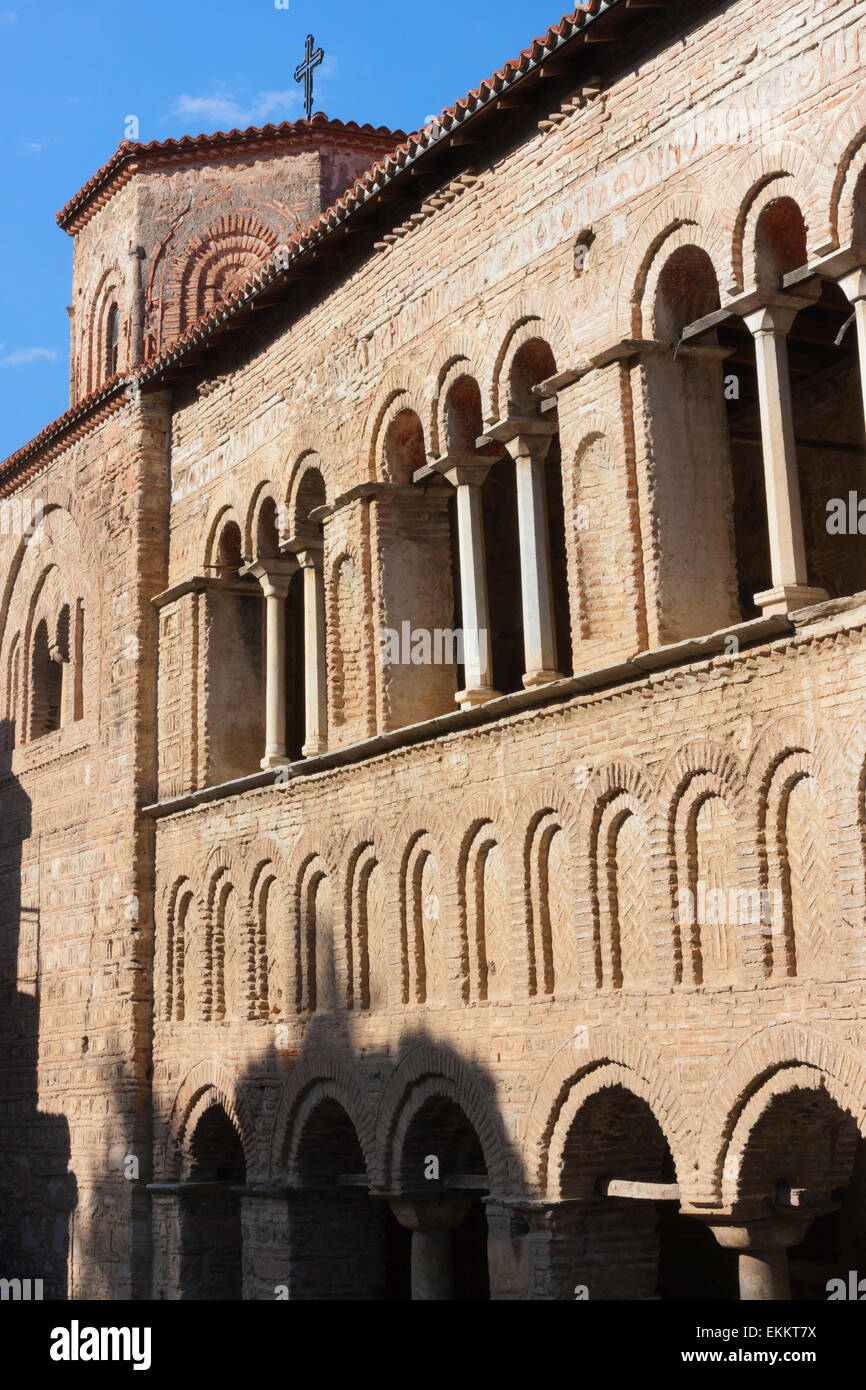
[0,0,562,459]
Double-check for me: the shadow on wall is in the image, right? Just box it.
[0,719,76,1299]
[161,991,526,1302]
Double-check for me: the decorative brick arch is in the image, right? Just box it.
[148,208,292,352]
[0,494,99,654]
[640,224,727,342]
[616,189,725,337]
[424,334,483,457]
[338,818,396,1012]
[202,494,247,571]
[374,1043,511,1192]
[483,289,573,424]
[725,141,820,293]
[510,779,583,997]
[245,834,293,902]
[285,446,332,526]
[363,371,427,483]
[244,479,283,560]
[454,794,520,1004]
[657,738,751,984]
[156,871,202,1024]
[0,500,98,743]
[396,807,453,1006]
[523,1027,693,1199]
[575,757,667,990]
[812,95,866,251]
[162,1060,257,1180]
[269,1051,378,1179]
[696,1025,866,1205]
[82,263,124,397]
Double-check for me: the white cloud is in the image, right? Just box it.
[0,346,58,367]
[171,87,303,130]
[24,141,42,154]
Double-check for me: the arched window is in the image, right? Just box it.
[106,304,120,378]
[30,618,62,739]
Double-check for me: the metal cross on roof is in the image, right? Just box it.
[295,33,324,121]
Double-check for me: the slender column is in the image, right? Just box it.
[500,421,564,688]
[387,1195,472,1301]
[706,1215,813,1301]
[440,456,500,709]
[295,545,328,757]
[837,266,866,434]
[244,559,296,769]
[743,302,828,616]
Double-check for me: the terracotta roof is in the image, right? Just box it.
[7,1,625,479]
[0,374,130,493]
[136,2,611,379]
[56,114,407,232]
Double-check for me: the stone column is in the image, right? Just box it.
[148,1186,186,1301]
[283,536,327,757]
[743,301,828,616]
[238,1185,293,1301]
[837,265,866,435]
[244,559,297,769]
[497,420,564,687]
[388,1194,472,1301]
[440,456,500,709]
[707,1216,811,1300]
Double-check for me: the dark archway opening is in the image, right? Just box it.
[736,1086,862,1302]
[558,1086,733,1300]
[181,1105,246,1300]
[290,1098,386,1300]
[399,1094,490,1301]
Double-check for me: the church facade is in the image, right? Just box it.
[3,0,866,1301]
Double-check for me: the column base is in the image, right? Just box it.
[522,669,565,690]
[260,753,290,771]
[456,686,501,710]
[754,584,828,616]
[301,738,328,758]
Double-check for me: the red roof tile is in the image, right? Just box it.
[56,114,407,231]
[8,3,614,478]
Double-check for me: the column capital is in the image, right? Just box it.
[282,531,324,570]
[481,416,558,457]
[385,1193,474,1232]
[431,451,501,488]
[240,557,297,598]
[837,264,866,304]
[741,295,814,338]
[705,1216,811,1252]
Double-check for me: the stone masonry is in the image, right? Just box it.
[3,0,866,1300]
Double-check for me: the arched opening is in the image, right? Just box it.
[376,408,458,725]
[4,633,20,752]
[204,517,264,782]
[396,1094,490,1301]
[556,1086,733,1300]
[29,617,62,739]
[852,165,866,252]
[288,1098,386,1299]
[504,338,572,683]
[752,195,866,602]
[105,304,120,379]
[289,467,327,757]
[180,1104,246,1300]
[645,245,743,635]
[734,1084,863,1301]
[442,376,487,696]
